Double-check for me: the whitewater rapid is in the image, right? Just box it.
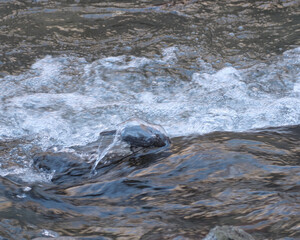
[0,47,299,149]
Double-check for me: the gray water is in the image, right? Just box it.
[0,0,300,239]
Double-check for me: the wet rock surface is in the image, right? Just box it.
[121,124,170,148]
[33,152,88,175]
[33,119,171,183]
[33,152,91,184]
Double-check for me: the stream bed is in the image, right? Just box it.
[0,0,300,239]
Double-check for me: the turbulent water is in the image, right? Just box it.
[0,0,300,239]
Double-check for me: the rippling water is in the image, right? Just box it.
[0,0,300,239]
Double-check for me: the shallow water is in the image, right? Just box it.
[0,0,300,239]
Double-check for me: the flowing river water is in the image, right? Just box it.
[0,0,300,239]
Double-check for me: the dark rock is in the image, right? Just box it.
[33,152,92,184]
[33,152,87,174]
[33,120,171,183]
[120,122,170,148]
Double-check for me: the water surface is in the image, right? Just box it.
[0,0,299,239]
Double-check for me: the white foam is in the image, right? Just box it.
[0,167,53,183]
[0,47,299,149]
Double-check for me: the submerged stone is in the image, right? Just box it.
[203,226,255,240]
[33,152,91,184]
[33,120,171,182]
[120,120,170,148]
[33,152,87,175]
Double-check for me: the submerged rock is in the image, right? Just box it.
[33,152,88,175]
[91,119,170,170]
[203,226,255,240]
[33,152,92,184]
[119,119,170,148]
[33,119,171,182]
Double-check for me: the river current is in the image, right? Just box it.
[0,0,299,239]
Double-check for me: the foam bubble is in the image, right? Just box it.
[0,167,53,183]
[0,47,299,148]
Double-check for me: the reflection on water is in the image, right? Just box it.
[1,0,299,75]
[0,0,300,239]
[0,127,299,239]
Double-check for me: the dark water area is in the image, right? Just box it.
[1,0,299,75]
[0,126,300,239]
[0,0,300,239]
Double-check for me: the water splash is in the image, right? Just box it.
[92,132,121,172]
[91,118,170,171]
[0,47,299,149]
